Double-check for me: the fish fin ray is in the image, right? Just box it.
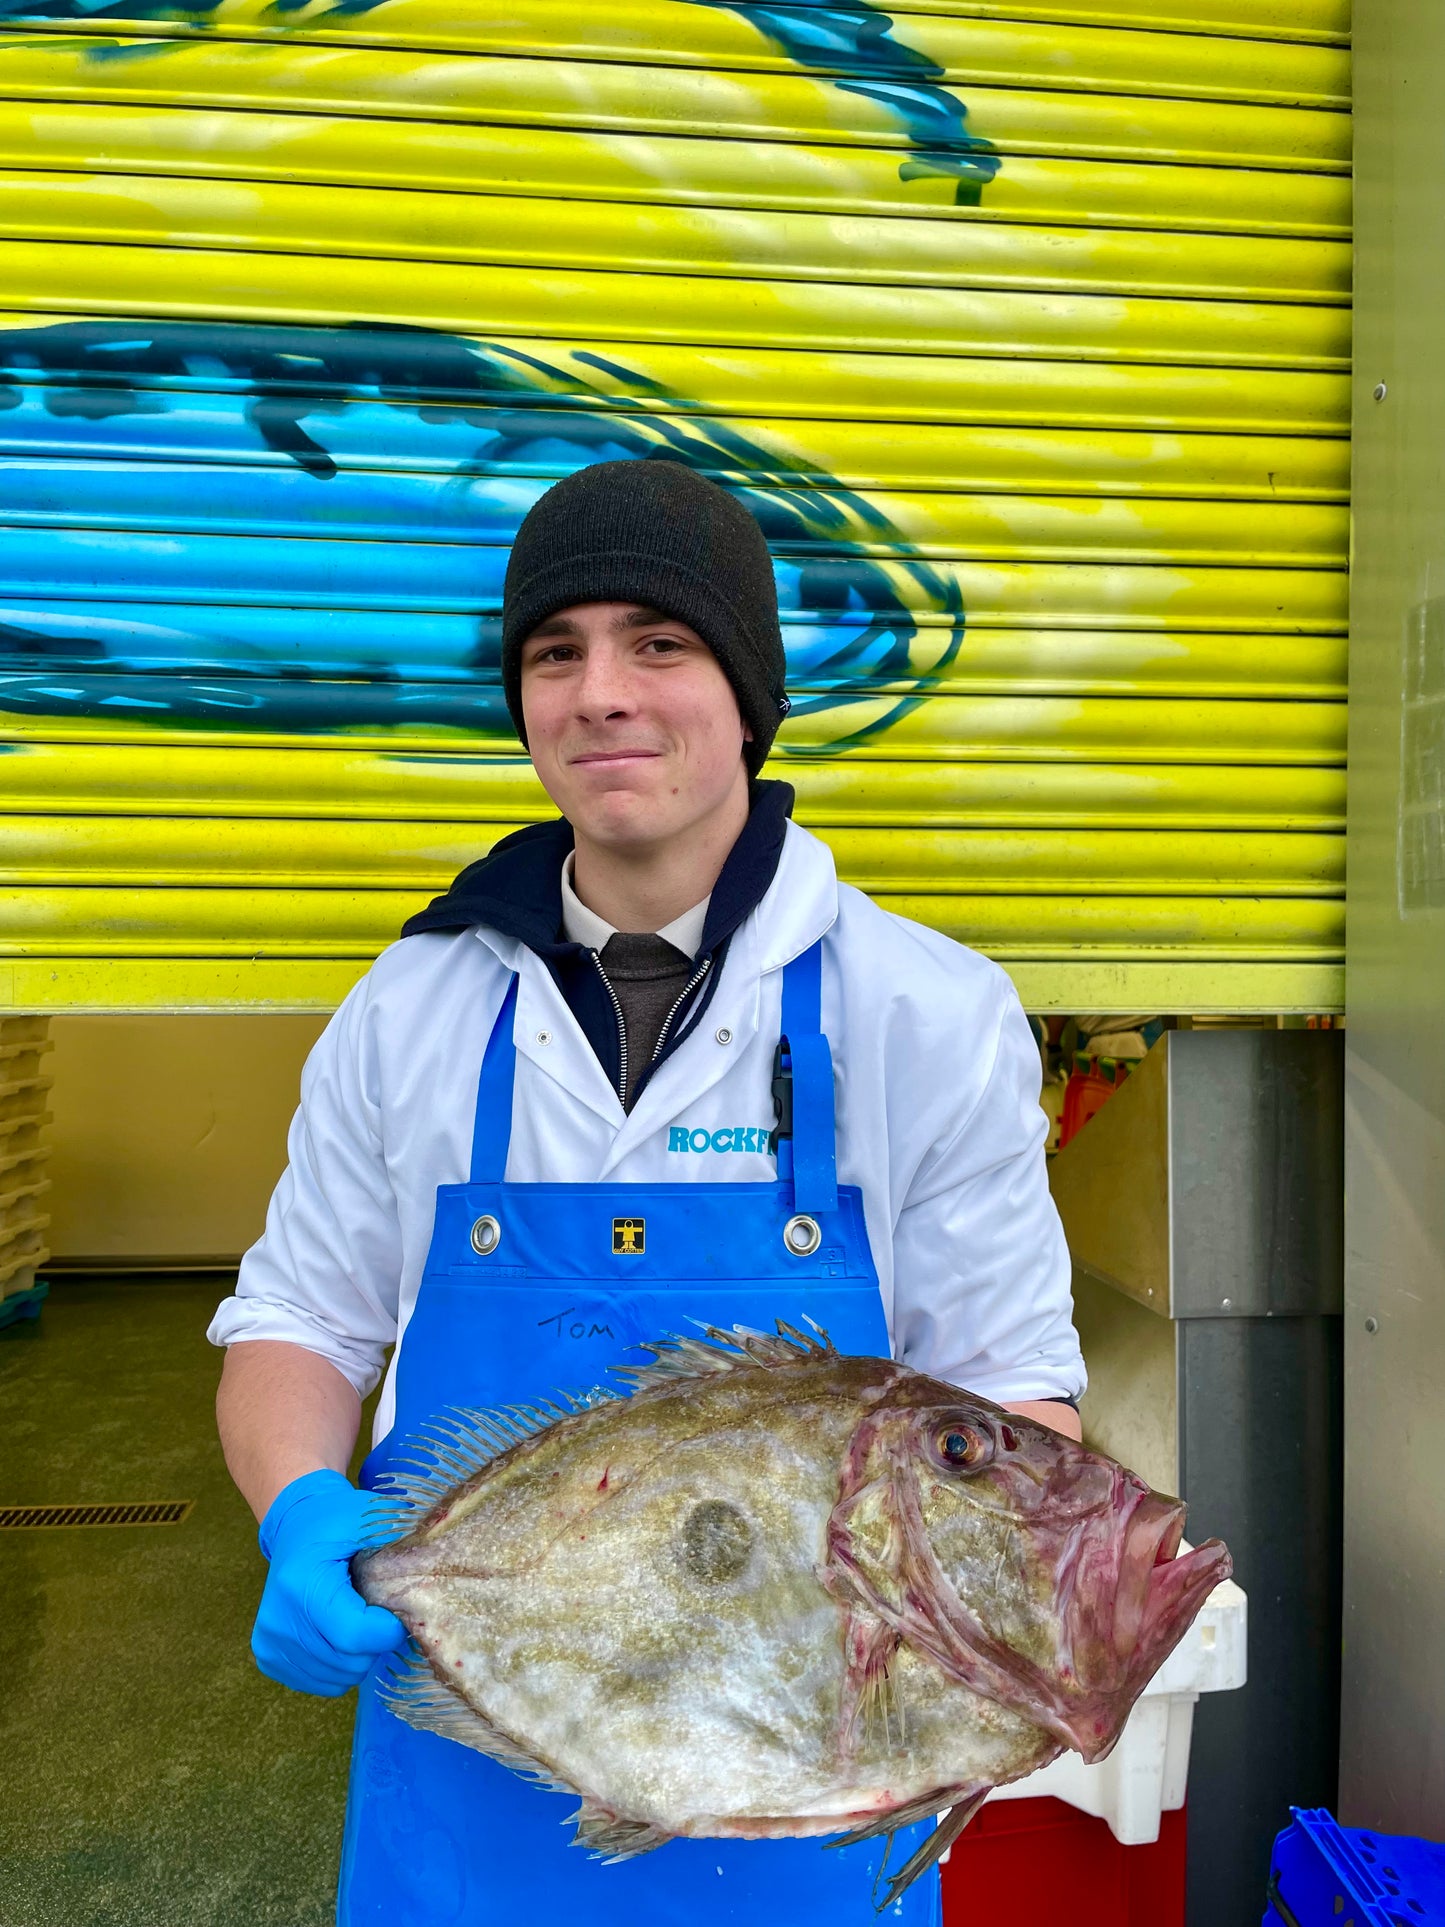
[370,1396,590,1512]
[874,1789,989,1912]
[841,1611,905,1754]
[614,1318,835,1393]
[377,1652,579,1799]
[829,1781,978,1851]
[568,1800,673,1863]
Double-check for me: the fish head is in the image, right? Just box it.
[827,1382,1231,1764]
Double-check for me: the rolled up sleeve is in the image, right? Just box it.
[891,983,1085,1406]
[207,970,402,1397]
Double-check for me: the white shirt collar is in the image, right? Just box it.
[560,850,711,960]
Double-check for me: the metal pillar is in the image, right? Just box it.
[1050,1029,1343,1926]
[1344,0,1445,1840]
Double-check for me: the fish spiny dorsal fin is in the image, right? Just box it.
[731,1316,834,1367]
[370,1387,622,1521]
[612,1317,835,1395]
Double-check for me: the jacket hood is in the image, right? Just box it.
[399,779,801,1109]
[400,779,796,960]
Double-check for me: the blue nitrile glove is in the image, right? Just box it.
[252,1468,409,1696]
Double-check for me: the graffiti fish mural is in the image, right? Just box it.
[0,0,998,742]
[0,314,968,748]
[0,0,1351,1007]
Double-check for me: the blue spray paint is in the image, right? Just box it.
[0,0,998,201]
[0,318,965,747]
[0,0,998,741]
[687,5,999,203]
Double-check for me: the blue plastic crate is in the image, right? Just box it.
[0,1279,47,1330]
[1266,1808,1445,1927]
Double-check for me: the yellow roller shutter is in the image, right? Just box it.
[0,0,1349,1013]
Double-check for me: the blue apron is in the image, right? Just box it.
[338,942,941,1926]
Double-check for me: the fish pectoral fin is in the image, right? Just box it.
[872,1789,990,1913]
[378,1651,580,1800]
[569,1801,673,1863]
[840,1609,905,1754]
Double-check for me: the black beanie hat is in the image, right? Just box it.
[501,459,789,777]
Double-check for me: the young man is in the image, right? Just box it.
[210,459,1084,1925]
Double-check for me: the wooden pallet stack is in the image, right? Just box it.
[0,1015,52,1328]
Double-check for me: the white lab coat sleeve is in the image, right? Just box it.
[206,966,402,1397]
[889,984,1086,1406]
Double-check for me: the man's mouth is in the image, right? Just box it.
[569,750,662,766]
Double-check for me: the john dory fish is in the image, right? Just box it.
[356,1323,1229,1905]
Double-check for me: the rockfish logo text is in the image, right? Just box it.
[668,1125,776,1154]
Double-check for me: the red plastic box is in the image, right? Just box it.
[942,1796,1186,1927]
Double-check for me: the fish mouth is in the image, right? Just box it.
[1111,1494,1188,1663]
[1058,1499,1232,1763]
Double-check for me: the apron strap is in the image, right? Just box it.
[469,957,838,1206]
[469,974,520,1183]
[778,941,839,1216]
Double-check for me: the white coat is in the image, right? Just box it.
[209,820,1085,1441]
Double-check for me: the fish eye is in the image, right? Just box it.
[938,1426,987,1469]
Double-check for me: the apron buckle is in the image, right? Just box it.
[769,1038,793,1157]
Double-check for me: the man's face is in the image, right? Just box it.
[519,602,753,848]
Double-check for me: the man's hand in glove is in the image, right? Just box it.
[253,1468,408,1696]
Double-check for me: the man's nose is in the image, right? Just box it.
[573,650,636,718]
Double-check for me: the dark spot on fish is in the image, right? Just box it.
[681,1500,752,1584]
[598,1467,610,1492]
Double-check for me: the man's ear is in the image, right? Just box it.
[742,720,754,742]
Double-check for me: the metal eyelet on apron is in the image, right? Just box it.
[783,1214,821,1256]
[470,1214,501,1256]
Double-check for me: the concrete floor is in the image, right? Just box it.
[0,1277,365,1927]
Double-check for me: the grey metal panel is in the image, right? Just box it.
[1169,1031,1344,1319]
[1050,1029,1343,1320]
[1342,0,1445,1839]
[1180,1314,1342,1927]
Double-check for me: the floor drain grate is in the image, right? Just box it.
[0,1501,195,1529]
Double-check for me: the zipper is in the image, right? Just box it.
[590,949,629,1107]
[652,955,712,1064]
[591,948,713,1109]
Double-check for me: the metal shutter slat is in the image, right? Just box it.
[0,0,1351,1012]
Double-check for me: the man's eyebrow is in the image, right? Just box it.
[524,613,582,642]
[525,608,683,644]
[611,606,681,632]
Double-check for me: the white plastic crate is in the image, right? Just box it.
[984,1569,1246,1846]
